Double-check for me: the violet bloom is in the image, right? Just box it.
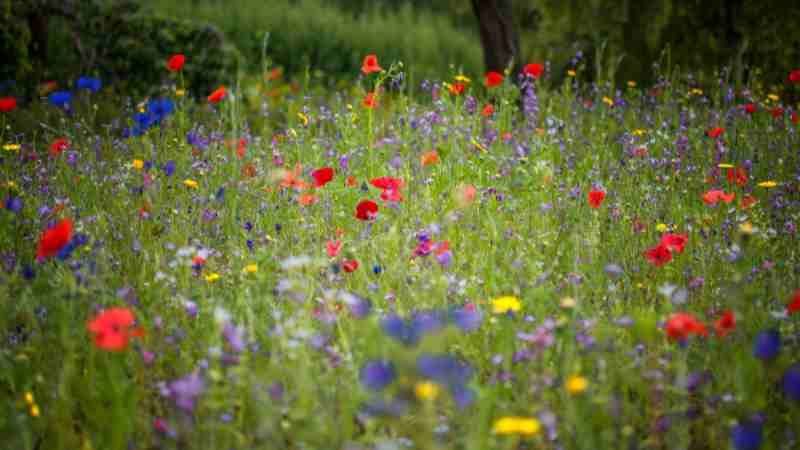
[360,360,396,391]
[223,322,246,353]
[166,372,205,413]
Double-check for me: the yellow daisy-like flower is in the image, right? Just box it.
[3,143,20,151]
[689,88,704,96]
[132,159,144,170]
[454,74,471,83]
[767,94,779,102]
[244,264,258,274]
[492,296,521,314]
[757,180,777,188]
[205,273,220,283]
[632,129,646,137]
[627,80,636,88]
[29,404,40,417]
[24,392,34,405]
[739,222,754,235]
[184,179,199,189]
[602,96,614,106]
[559,297,576,309]
[175,89,186,97]
[655,223,668,233]
[565,375,588,394]
[492,416,541,436]
[717,163,734,169]
[567,69,577,77]
[297,112,309,126]
[414,381,440,401]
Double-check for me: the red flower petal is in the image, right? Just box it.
[36,218,73,259]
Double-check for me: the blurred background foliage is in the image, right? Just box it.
[1,0,799,98]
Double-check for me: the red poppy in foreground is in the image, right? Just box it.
[727,167,748,187]
[703,189,735,205]
[665,312,708,342]
[788,289,800,315]
[660,233,688,253]
[481,104,494,117]
[167,54,186,72]
[342,259,359,272]
[208,86,226,103]
[523,63,544,79]
[644,243,672,267]
[484,71,504,88]
[355,200,378,221]
[363,92,377,109]
[87,307,144,351]
[36,218,73,260]
[370,176,403,191]
[714,310,736,337]
[311,167,334,188]
[0,96,16,112]
[789,69,800,83]
[707,127,725,139]
[587,190,605,208]
[361,54,383,75]
[50,138,69,156]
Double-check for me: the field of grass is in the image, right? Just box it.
[1,54,799,450]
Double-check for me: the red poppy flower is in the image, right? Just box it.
[481,104,494,117]
[792,111,799,125]
[740,195,757,210]
[326,240,342,257]
[50,138,69,156]
[644,243,672,267]
[87,307,144,351]
[448,83,465,95]
[713,310,736,337]
[298,193,318,205]
[236,138,247,159]
[523,63,544,79]
[208,86,226,103]
[727,167,748,187]
[311,167,334,188]
[346,175,357,187]
[355,199,378,220]
[420,150,439,166]
[361,54,382,75]
[788,289,800,315]
[484,71,503,88]
[342,259,359,272]
[36,218,73,260]
[660,233,688,253]
[587,190,605,208]
[665,312,708,342]
[744,103,757,114]
[370,176,404,191]
[707,127,724,139]
[363,92,377,109]
[167,54,186,72]
[771,106,784,119]
[702,189,735,205]
[0,96,16,112]
[789,69,800,83]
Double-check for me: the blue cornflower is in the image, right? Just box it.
[360,360,396,391]
[76,76,102,93]
[731,420,762,450]
[162,160,176,177]
[381,311,445,346]
[416,353,473,388]
[753,330,781,360]
[450,306,482,332]
[783,363,800,401]
[48,91,72,108]
[4,196,22,213]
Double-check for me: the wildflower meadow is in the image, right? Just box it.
[1,50,800,450]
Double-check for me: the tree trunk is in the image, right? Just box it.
[471,0,521,80]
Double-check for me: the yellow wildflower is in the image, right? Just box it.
[175,89,186,97]
[739,222,754,235]
[132,159,144,170]
[717,163,734,169]
[567,69,577,77]
[414,381,440,401]
[244,264,258,274]
[757,180,777,188]
[492,296,521,314]
[565,375,588,394]
[560,297,576,309]
[492,416,541,436]
[632,129,646,137]
[627,80,636,88]
[689,88,703,96]
[3,143,20,151]
[768,94,779,102]
[184,179,199,189]
[297,112,309,126]
[205,273,220,283]
[29,404,39,417]
[454,74,471,83]
[656,223,668,233]
[24,392,34,405]
[602,96,614,106]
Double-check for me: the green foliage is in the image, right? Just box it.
[142,0,483,81]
